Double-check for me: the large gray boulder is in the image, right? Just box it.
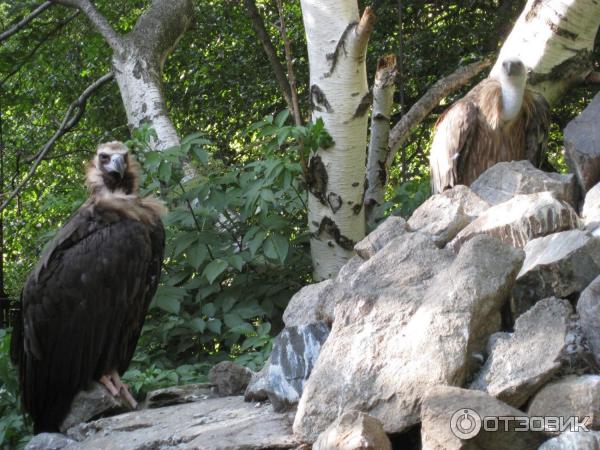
[60,382,126,433]
[582,182,600,231]
[565,91,600,193]
[407,185,489,248]
[471,160,578,208]
[513,230,600,317]
[254,322,330,412]
[63,396,298,449]
[470,298,572,407]
[207,361,253,396]
[577,275,600,367]
[420,386,547,450]
[293,235,523,441]
[312,411,392,450]
[448,192,580,252]
[354,215,408,259]
[283,279,335,327]
[528,375,600,431]
[539,431,600,450]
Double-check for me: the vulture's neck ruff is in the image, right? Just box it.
[85,141,166,223]
[498,58,527,123]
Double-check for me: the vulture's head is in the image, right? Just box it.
[499,57,527,89]
[86,141,139,195]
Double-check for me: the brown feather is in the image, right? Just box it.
[429,76,549,194]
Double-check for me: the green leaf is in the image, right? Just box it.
[189,318,206,333]
[221,296,237,313]
[207,319,222,334]
[227,254,244,271]
[247,231,267,256]
[202,302,216,317]
[173,232,198,256]
[202,259,228,284]
[152,286,185,314]
[262,234,289,263]
[188,244,209,269]
[158,162,172,183]
[193,147,209,165]
[274,109,290,127]
[223,313,244,329]
[144,151,161,170]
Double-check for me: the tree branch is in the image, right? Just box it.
[365,55,397,227]
[243,0,294,112]
[49,0,122,52]
[0,2,54,44]
[386,58,492,168]
[0,72,114,212]
[275,0,302,126]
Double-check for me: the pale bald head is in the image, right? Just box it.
[86,141,139,195]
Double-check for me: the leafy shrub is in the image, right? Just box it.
[123,111,319,387]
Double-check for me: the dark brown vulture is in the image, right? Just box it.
[429,58,549,194]
[10,141,166,433]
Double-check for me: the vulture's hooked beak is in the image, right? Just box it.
[106,154,126,178]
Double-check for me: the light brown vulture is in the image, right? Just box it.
[10,141,166,433]
[429,58,549,194]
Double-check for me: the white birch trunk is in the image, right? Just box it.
[365,55,396,228]
[492,0,600,105]
[300,1,374,280]
[113,52,180,151]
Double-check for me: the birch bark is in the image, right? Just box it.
[300,0,374,280]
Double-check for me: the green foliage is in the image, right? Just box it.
[123,116,312,384]
[0,330,30,450]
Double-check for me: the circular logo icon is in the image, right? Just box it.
[450,408,482,439]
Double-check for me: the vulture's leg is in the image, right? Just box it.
[109,370,138,409]
[99,374,119,396]
[99,371,138,409]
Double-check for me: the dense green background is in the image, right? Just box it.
[0,0,598,447]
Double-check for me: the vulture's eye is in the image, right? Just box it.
[99,153,109,163]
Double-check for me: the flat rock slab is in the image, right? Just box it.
[407,185,489,248]
[420,386,547,450]
[528,375,600,431]
[64,396,298,450]
[144,383,218,409]
[565,91,600,193]
[471,160,578,207]
[513,229,600,317]
[470,297,572,407]
[448,192,580,252]
[26,433,75,450]
[293,235,523,441]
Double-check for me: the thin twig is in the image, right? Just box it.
[274,0,301,126]
[243,0,294,112]
[0,72,114,212]
[0,2,53,44]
